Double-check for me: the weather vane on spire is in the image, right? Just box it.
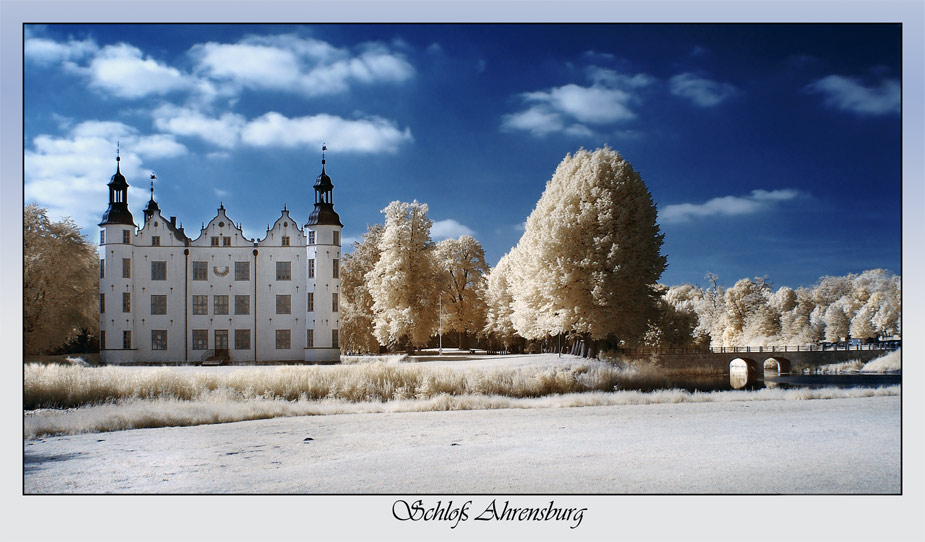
[117,140,121,161]
[150,172,156,199]
[322,143,327,165]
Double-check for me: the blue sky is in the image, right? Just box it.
[23,23,901,288]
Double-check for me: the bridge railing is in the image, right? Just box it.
[612,342,898,356]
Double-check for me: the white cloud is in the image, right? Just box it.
[431,219,475,240]
[28,33,414,102]
[24,36,97,64]
[240,112,413,153]
[502,65,652,137]
[669,73,737,107]
[84,43,194,98]
[806,75,900,116]
[153,105,246,148]
[25,121,187,230]
[501,106,564,135]
[190,34,414,97]
[660,189,801,224]
[524,84,635,124]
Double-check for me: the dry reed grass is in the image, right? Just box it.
[23,361,628,410]
[24,384,900,439]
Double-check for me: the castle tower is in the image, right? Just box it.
[99,147,137,363]
[304,145,343,362]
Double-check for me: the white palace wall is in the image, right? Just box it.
[100,197,342,365]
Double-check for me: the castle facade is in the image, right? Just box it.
[98,150,342,364]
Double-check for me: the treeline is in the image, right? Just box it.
[651,269,901,349]
[343,147,901,356]
[344,147,667,356]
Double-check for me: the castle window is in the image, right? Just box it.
[100,330,106,350]
[100,230,105,245]
[100,259,105,278]
[234,295,249,315]
[151,295,167,315]
[211,236,219,246]
[276,261,291,281]
[276,294,291,314]
[307,329,314,348]
[235,329,250,350]
[333,231,340,246]
[307,292,314,312]
[100,293,105,314]
[281,236,290,246]
[333,259,339,279]
[276,329,291,350]
[122,292,131,312]
[122,258,131,278]
[332,329,339,349]
[332,292,339,313]
[123,330,132,350]
[214,295,229,315]
[152,236,160,246]
[123,230,130,244]
[223,236,231,247]
[193,295,208,315]
[193,261,208,280]
[192,329,208,350]
[234,261,249,281]
[309,231,315,245]
[151,261,167,280]
[308,258,315,278]
[151,330,167,350]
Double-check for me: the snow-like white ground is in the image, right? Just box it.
[24,394,899,494]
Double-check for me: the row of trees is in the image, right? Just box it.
[651,269,901,349]
[341,201,489,354]
[341,148,901,356]
[342,147,668,356]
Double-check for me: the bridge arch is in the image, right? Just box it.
[729,357,760,389]
[762,357,791,374]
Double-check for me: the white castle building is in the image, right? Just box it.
[99,148,343,364]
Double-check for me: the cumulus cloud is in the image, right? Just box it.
[660,189,801,223]
[240,112,412,153]
[806,74,900,115]
[191,34,414,97]
[669,73,737,107]
[28,33,414,102]
[152,105,246,148]
[502,65,653,137]
[81,43,195,99]
[25,121,187,230]
[24,36,98,64]
[431,219,475,240]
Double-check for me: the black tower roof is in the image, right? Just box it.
[100,149,135,226]
[306,145,343,227]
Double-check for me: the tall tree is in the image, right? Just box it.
[483,252,520,350]
[434,235,489,350]
[509,146,667,356]
[24,204,99,354]
[366,200,441,353]
[340,224,384,354]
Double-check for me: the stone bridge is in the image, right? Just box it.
[626,347,892,376]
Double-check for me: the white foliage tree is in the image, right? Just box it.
[366,200,440,353]
[434,235,489,350]
[340,224,384,354]
[483,252,520,350]
[508,147,666,356]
